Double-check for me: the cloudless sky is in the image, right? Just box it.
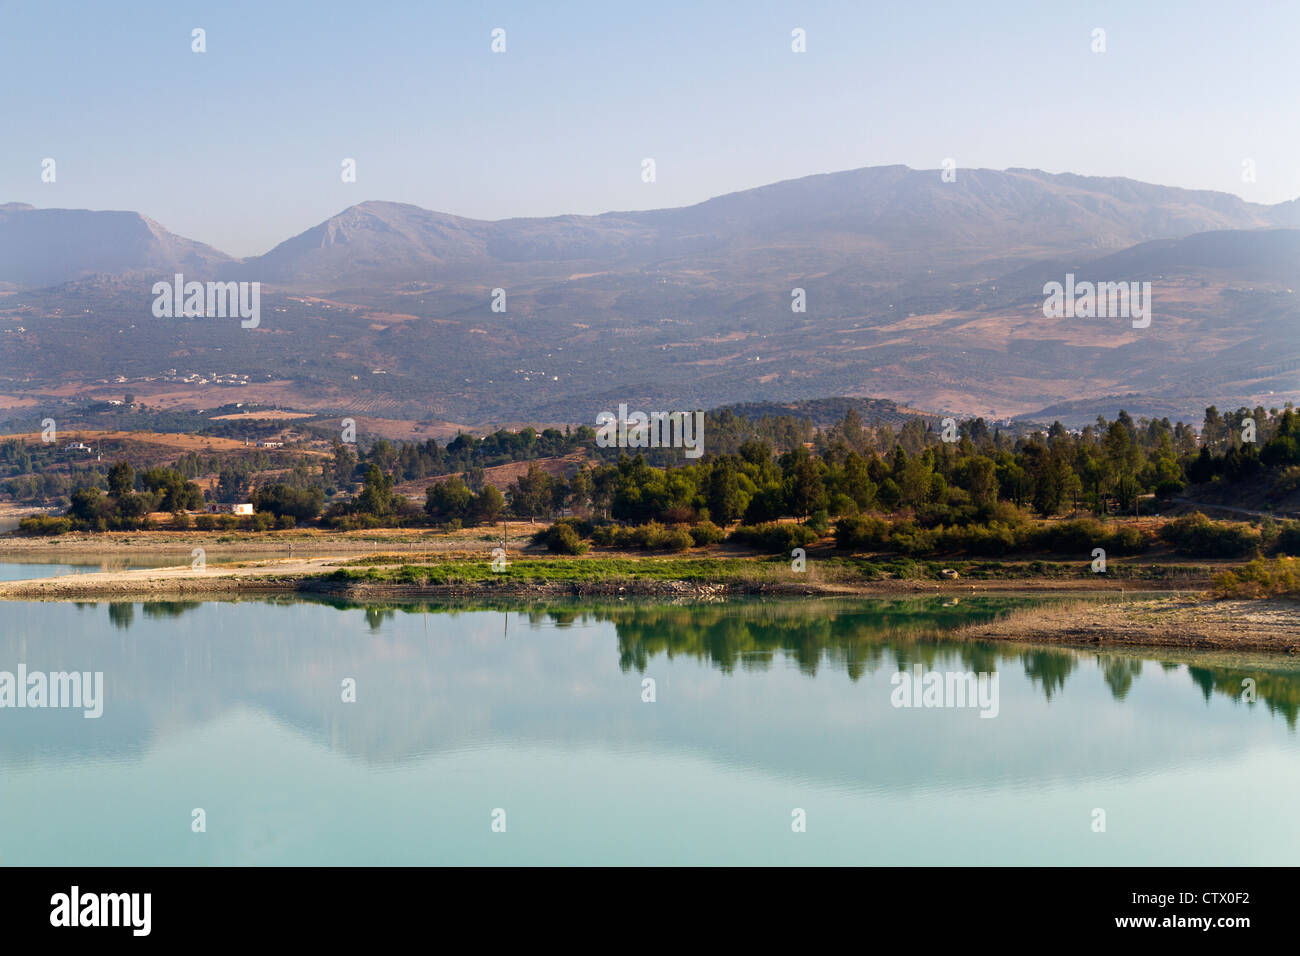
[2,0,1297,256]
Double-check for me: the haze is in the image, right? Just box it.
[2,0,1298,257]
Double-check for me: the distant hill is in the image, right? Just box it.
[238,166,1292,290]
[2,165,1298,427]
[0,205,233,288]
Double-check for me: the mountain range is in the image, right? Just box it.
[1,166,1297,429]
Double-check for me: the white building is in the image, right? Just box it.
[206,502,254,515]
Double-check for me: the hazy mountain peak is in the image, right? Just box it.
[0,204,234,288]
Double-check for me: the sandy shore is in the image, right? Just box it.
[0,556,338,598]
[958,596,1300,653]
[0,554,1149,600]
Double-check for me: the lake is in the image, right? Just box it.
[0,556,194,581]
[1,586,1297,865]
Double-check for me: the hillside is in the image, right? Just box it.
[2,166,1297,428]
[0,204,234,288]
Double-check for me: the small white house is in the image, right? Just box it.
[207,502,254,515]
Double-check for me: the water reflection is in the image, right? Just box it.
[42,596,1300,726]
[6,595,1298,757]
[2,594,1297,865]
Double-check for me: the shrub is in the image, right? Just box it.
[1213,556,1300,598]
[940,522,1023,556]
[834,515,890,550]
[170,510,192,530]
[889,522,939,557]
[195,514,218,531]
[17,515,71,536]
[554,517,595,538]
[730,522,818,553]
[252,483,324,521]
[275,514,296,530]
[533,522,589,554]
[614,521,696,552]
[1269,466,1300,500]
[1037,518,1107,554]
[1110,525,1147,555]
[334,513,384,531]
[590,524,618,547]
[250,512,274,532]
[689,520,726,546]
[1271,520,1300,556]
[1160,513,1260,558]
[654,527,696,552]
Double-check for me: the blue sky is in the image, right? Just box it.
[3,0,1297,256]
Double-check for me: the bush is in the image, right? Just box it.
[1270,519,1300,556]
[1269,466,1300,500]
[1160,513,1260,558]
[613,521,696,552]
[333,513,385,531]
[195,514,217,531]
[1110,525,1146,555]
[888,521,939,557]
[835,515,890,550]
[939,522,1023,556]
[275,514,296,530]
[252,483,324,521]
[532,522,590,554]
[689,520,726,546]
[656,527,696,552]
[250,512,274,532]
[554,517,595,538]
[729,522,819,553]
[1214,556,1300,598]
[1036,518,1107,554]
[170,510,192,530]
[590,524,618,547]
[17,515,71,536]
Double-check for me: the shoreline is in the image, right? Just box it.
[0,556,1172,600]
[3,540,1296,652]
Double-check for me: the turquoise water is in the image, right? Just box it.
[0,553,291,581]
[0,591,1297,865]
[0,557,192,581]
